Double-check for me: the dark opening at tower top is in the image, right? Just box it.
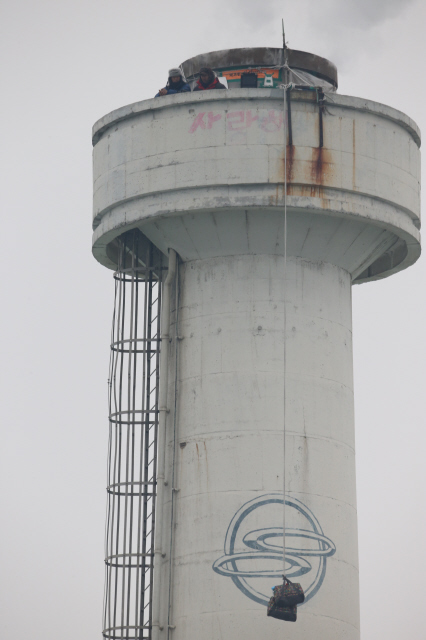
[181,47,338,90]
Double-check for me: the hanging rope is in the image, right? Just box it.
[266,60,306,626]
[281,20,291,579]
[267,25,316,621]
[280,49,323,582]
[282,78,289,580]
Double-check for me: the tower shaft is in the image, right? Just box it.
[159,254,358,639]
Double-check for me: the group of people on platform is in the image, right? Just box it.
[155,67,226,97]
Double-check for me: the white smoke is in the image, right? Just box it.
[230,0,416,31]
[330,0,416,28]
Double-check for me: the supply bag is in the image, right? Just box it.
[273,578,305,607]
[267,596,297,622]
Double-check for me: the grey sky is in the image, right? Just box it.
[1,1,425,639]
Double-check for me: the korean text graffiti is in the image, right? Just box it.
[189,110,284,134]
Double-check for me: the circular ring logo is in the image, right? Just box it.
[212,493,336,606]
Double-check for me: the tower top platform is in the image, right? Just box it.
[180,47,338,90]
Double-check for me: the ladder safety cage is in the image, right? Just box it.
[103,230,164,640]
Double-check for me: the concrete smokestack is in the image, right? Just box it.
[92,47,421,640]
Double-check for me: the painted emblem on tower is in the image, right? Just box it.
[212,493,336,606]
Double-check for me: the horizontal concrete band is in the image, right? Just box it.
[93,180,420,230]
[93,182,419,236]
[92,89,421,147]
[92,186,420,281]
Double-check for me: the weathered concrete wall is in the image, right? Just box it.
[161,255,358,639]
[92,89,420,281]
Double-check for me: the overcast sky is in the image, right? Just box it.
[1,1,425,638]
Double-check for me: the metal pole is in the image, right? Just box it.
[152,249,177,640]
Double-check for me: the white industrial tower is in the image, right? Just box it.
[92,48,421,640]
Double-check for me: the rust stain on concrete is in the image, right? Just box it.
[311,147,330,184]
[273,143,334,201]
[203,441,209,488]
[352,119,356,189]
[195,442,201,477]
[286,144,295,185]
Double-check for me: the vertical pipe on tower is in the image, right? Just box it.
[152,249,177,640]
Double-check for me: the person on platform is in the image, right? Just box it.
[155,68,191,97]
[193,67,226,91]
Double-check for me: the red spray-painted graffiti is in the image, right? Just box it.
[226,111,258,130]
[189,112,222,133]
[189,110,284,133]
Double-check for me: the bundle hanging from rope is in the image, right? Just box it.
[267,21,306,623]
